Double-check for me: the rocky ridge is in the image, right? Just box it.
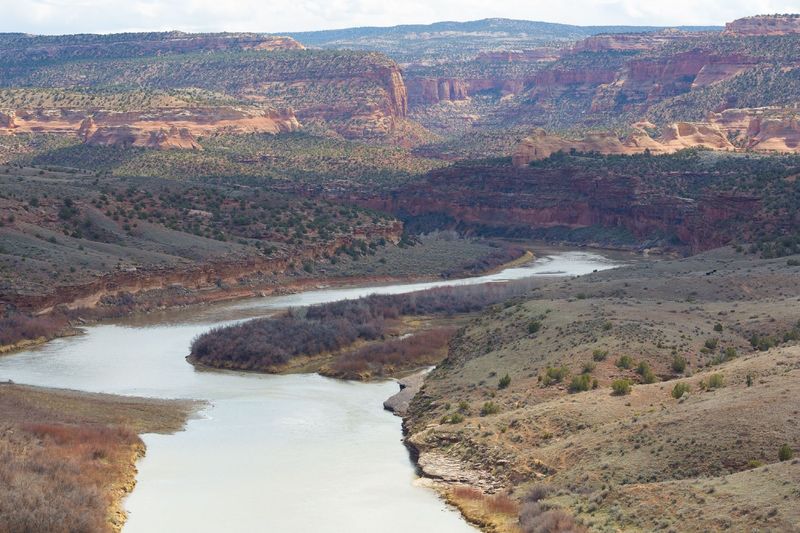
[0,106,301,149]
[724,14,800,36]
[511,107,800,166]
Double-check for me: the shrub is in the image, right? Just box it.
[191,279,540,370]
[672,382,691,399]
[480,402,500,416]
[541,366,569,386]
[523,484,552,503]
[443,413,465,424]
[705,338,718,350]
[636,361,657,384]
[498,374,511,390]
[528,320,542,334]
[326,327,455,380]
[707,373,725,389]
[592,349,608,361]
[452,486,482,500]
[519,505,581,533]
[0,313,71,346]
[616,355,633,369]
[569,373,592,393]
[714,323,723,332]
[753,336,776,351]
[612,379,632,396]
[642,368,657,384]
[671,355,687,373]
[485,494,518,515]
[582,361,596,374]
[779,444,794,461]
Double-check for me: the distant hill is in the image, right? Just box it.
[284,18,722,62]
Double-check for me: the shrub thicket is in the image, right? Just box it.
[612,379,632,396]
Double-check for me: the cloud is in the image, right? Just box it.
[0,0,797,34]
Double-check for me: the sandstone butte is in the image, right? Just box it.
[723,14,800,36]
[511,107,800,167]
[0,106,301,150]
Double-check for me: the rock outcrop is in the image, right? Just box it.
[708,107,800,151]
[0,110,15,129]
[511,122,734,167]
[511,107,800,167]
[659,122,734,151]
[406,76,529,106]
[475,49,561,63]
[1,106,301,149]
[407,78,470,105]
[724,15,800,36]
[511,129,632,165]
[572,30,696,53]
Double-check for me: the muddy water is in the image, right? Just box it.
[0,252,619,532]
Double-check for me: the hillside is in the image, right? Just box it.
[0,164,400,315]
[286,19,720,63]
[403,247,800,532]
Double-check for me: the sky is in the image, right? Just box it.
[0,0,798,35]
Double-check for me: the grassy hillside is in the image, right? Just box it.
[404,247,800,532]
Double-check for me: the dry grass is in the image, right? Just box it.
[0,384,198,532]
[447,486,521,533]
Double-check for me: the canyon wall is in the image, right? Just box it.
[0,33,411,141]
[0,106,301,149]
[352,164,761,252]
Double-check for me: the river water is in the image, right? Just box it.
[0,251,619,532]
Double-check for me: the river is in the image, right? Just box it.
[0,251,620,532]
